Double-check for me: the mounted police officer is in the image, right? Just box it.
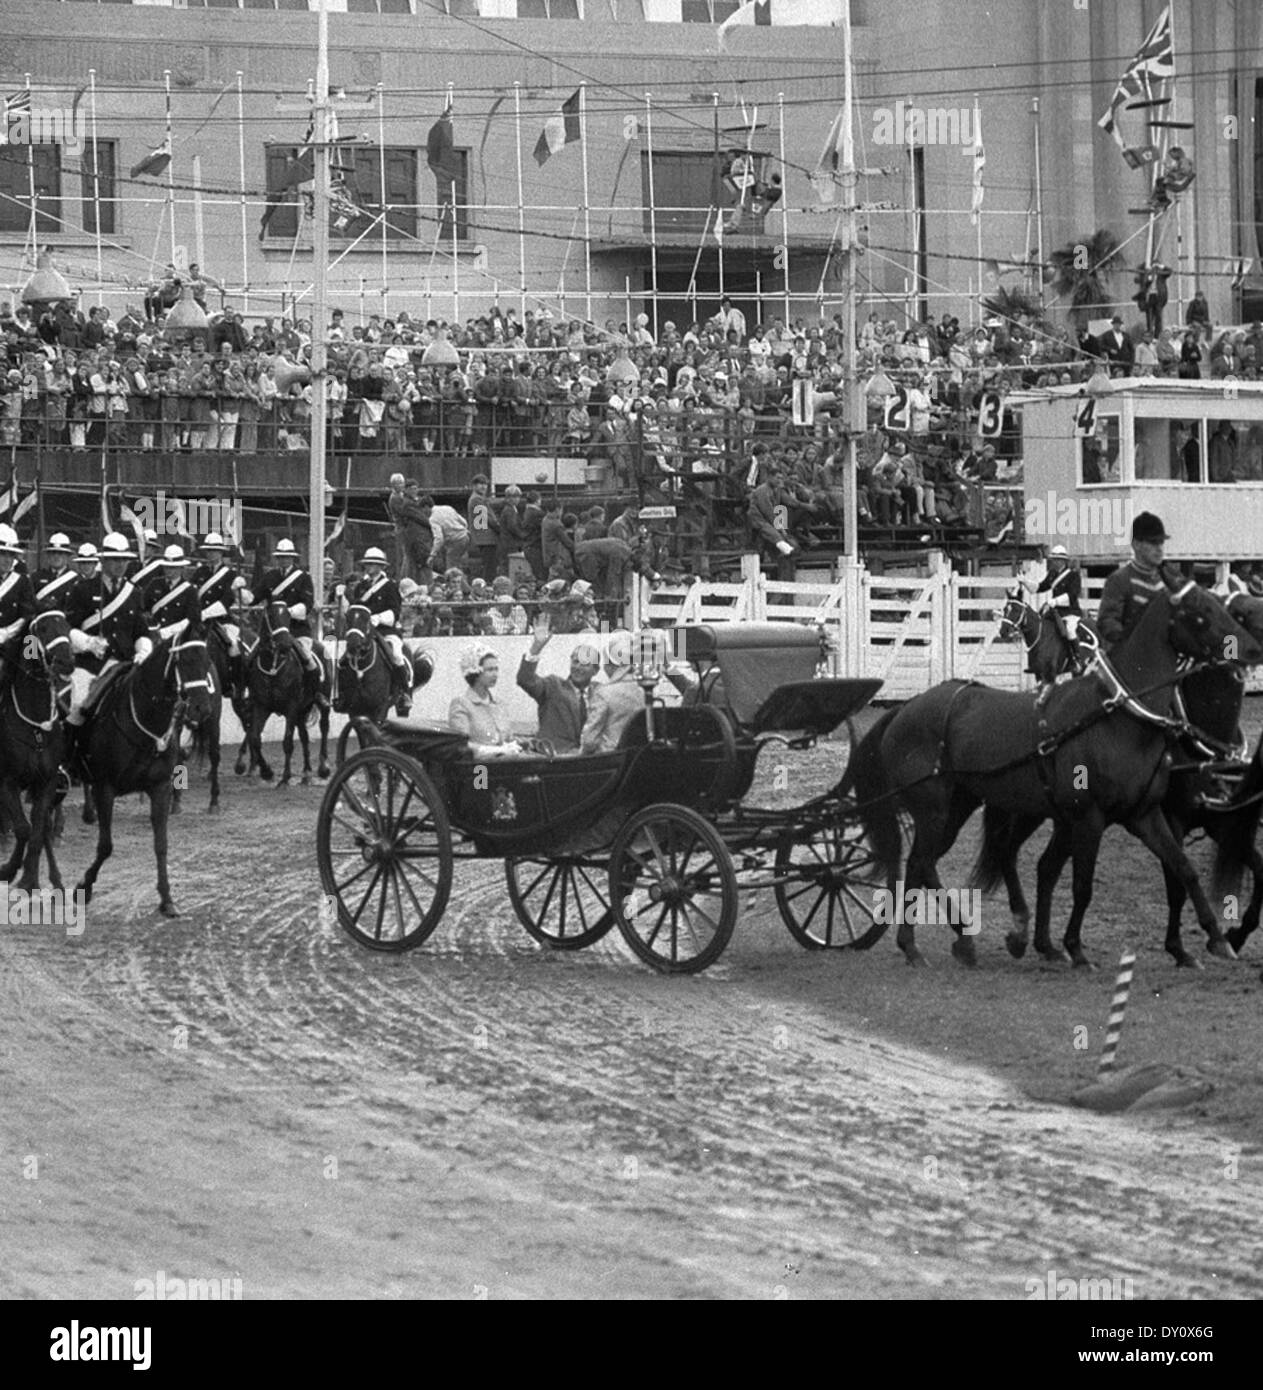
[128,528,168,614]
[1097,511,1171,651]
[72,542,100,583]
[65,532,153,731]
[31,533,80,610]
[193,531,247,696]
[343,545,412,717]
[147,544,202,641]
[0,523,35,690]
[249,538,328,709]
[1033,543,1087,669]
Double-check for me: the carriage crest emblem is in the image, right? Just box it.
[490,787,518,823]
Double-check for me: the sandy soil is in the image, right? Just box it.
[2,710,1262,1300]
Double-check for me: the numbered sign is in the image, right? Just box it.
[792,378,815,427]
[977,391,1004,438]
[1075,397,1097,436]
[883,384,911,432]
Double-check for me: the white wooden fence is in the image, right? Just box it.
[630,558,1117,700]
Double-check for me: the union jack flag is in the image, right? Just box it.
[1098,5,1175,156]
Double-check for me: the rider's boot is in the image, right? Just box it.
[392,663,412,718]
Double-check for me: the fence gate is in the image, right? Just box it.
[860,571,949,698]
[948,573,1032,692]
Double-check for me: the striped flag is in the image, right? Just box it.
[0,89,31,147]
[533,89,581,167]
[12,483,38,524]
[970,99,985,225]
[1098,5,1174,157]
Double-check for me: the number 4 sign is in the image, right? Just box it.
[1075,397,1097,435]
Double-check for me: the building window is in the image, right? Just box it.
[263,143,418,241]
[681,1,740,22]
[80,138,116,236]
[434,148,470,243]
[0,145,60,236]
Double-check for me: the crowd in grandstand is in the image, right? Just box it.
[3,270,1261,577]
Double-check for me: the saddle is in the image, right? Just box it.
[82,661,132,718]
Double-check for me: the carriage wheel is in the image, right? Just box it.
[609,803,738,974]
[774,817,886,950]
[316,747,452,952]
[336,716,383,768]
[505,858,616,950]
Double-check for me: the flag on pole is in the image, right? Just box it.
[1232,257,1255,291]
[130,134,172,180]
[718,0,840,51]
[533,90,581,166]
[810,108,846,204]
[0,89,32,145]
[970,99,985,225]
[426,100,458,181]
[12,481,37,524]
[1097,4,1174,160]
[259,113,316,240]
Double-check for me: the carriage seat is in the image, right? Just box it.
[381,719,471,763]
[672,622,823,728]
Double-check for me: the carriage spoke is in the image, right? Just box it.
[394,859,432,926]
[395,856,442,896]
[348,864,385,928]
[333,859,379,896]
[385,864,407,944]
[372,867,390,942]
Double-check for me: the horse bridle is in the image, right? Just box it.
[129,632,210,752]
[9,609,75,733]
[341,606,378,680]
[998,592,1041,652]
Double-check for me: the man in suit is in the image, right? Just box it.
[516,623,600,754]
[581,630,645,754]
[1094,315,1135,370]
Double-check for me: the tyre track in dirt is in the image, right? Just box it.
[2,777,1261,1298]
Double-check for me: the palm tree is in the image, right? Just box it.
[1045,229,1126,332]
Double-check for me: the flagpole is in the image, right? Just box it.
[974,94,983,325]
[840,0,861,565]
[165,70,176,266]
[580,82,593,324]
[237,72,249,315]
[1032,96,1044,303]
[24,75,36,256]
[514,82,527,321]
[778,91,790,324]
[713,93,724,301]
[377,82,388,318]
[193,154,206,270]
[644,92,660,339]
[310,0,330,618]
[447,81,458,324]
[89,69,103,309]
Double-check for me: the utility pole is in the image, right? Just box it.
[840,0,861,564]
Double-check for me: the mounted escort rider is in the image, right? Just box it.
[64,531,154,739]
[31,532,80,610]
[146,544,202,640]
[343,546,413,717]
[192,531,247,697]
[0,523,36,691]
[1031,544,1089,673]
[73,542,100,582]
[127,527,168,612]
[248,538,329,711]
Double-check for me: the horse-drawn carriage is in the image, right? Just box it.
[315,623,884,973]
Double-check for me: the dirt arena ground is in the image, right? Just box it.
[2,703,1262,1300]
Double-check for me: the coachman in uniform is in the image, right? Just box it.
[1097,511,1170,651]
[0,523,35,689]
[65,532,154,729]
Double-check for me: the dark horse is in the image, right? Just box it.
[334,603,435,744]
[244,600,331,786]
[75,626,214,917]
[998,589,1098,686]
[174,622,252,813]
[846,580,1262,967]
[0,606,76,889]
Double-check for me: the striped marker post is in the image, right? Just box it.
[1098,949,1137,1079]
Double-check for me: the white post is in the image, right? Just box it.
[193,154,206,270]
[448,82,458,325]
[580,83,593,325]
[89,69,103,307]
[237,72,249,315]
[23,75,36,255]
[645,92,660,340]
[1032,96,1043,306]
[840,0,861,564]
[514,82,527,321]
[310,0,330,625]
[714,92,725,302]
